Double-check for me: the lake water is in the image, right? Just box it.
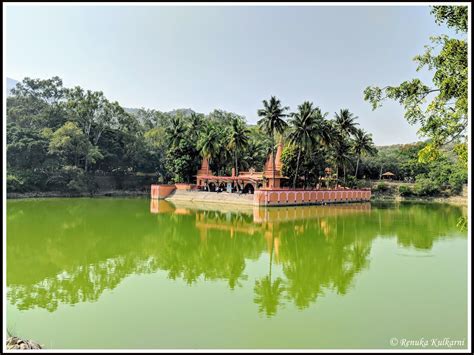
[6,198,468,349]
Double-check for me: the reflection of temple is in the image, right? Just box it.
[196,142,287,192]
[151,199,371,224]
[151,200,373,266]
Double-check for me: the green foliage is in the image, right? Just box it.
[281,143,299,186]
[364,5,468,156]
[7,174,25,193]
[398,185,414,197]
[7,73,467,197]
[431,5,468,32]
[413,176,441,197]
[49,121,103,168]
[287,101,323,187]
[453,142,467,169]
[373,182,389,192]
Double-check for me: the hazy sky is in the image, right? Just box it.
[4,5,457,145]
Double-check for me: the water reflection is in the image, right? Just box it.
[7,198,466,316]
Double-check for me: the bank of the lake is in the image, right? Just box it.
[370,182,468,206]
[7,190,149,199]
[8,188,468,207]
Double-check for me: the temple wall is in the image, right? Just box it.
[253,189,371,206]
[152,184,371,206]
[175,183,196,191]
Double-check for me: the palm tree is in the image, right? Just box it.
[167,116,186,147]
[257,96,289,187]
[197,124,220,166]
[288,101,320,188]
[333,136,352,182]
[227,117,250,177]
[352,128,378,178]
[189,112,203,141]
[334,109,359,137]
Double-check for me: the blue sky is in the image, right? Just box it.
[4,5,458,145]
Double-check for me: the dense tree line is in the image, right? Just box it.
[6,77,466,196]
[360,141,467,196]
[6,75,380,193]
[6,77,274,193]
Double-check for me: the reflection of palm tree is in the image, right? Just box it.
[254,275,285,317]
[253,231,285,317]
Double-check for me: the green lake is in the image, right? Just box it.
[6,198,468,349]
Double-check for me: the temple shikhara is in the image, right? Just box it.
[196,142,286,193]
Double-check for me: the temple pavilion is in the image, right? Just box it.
[195,142,287,193]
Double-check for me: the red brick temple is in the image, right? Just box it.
[150,141,371,206]
[196,142,287,193]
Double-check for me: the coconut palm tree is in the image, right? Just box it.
[189,112,204,141]
[197,124,220,166]
[333,136,352,182]
[167,116,186,147]
[227,117,250,177]
[334,109,359,137]
[352,128,378,178]
[257,96,289,187]
[287,101,320,188]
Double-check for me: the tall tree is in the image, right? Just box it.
[197,123,221,166]
[364,5,468,162]
[333,134,352,182]
[48,121,102,168]
[334,109,359,137]
[227,117,250,178]
[352,128,377,178]
[167,116,186,148]
[257,96,289,187]
[287,101,320,188]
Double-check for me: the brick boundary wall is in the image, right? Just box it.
[253,189,371,206]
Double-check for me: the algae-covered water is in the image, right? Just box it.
[6,198,468,349]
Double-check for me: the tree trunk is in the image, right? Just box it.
[355,155,360,179]
[293,147,302,189]
[269,231,274,282]
[343,164,346,182]
[235,150,238,176]
[271,133,275,188]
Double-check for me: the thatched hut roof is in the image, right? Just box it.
[381,171,395,176]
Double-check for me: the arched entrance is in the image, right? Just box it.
[242,183,255,194]
[208,182,216,192]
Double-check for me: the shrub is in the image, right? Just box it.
[373,182,389,192]
[62,166,87,192]
[398,185,414,197]
[448,169,467,195]
[7,174,24,192]
[413,175,441,196]
[345,176,357,188]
